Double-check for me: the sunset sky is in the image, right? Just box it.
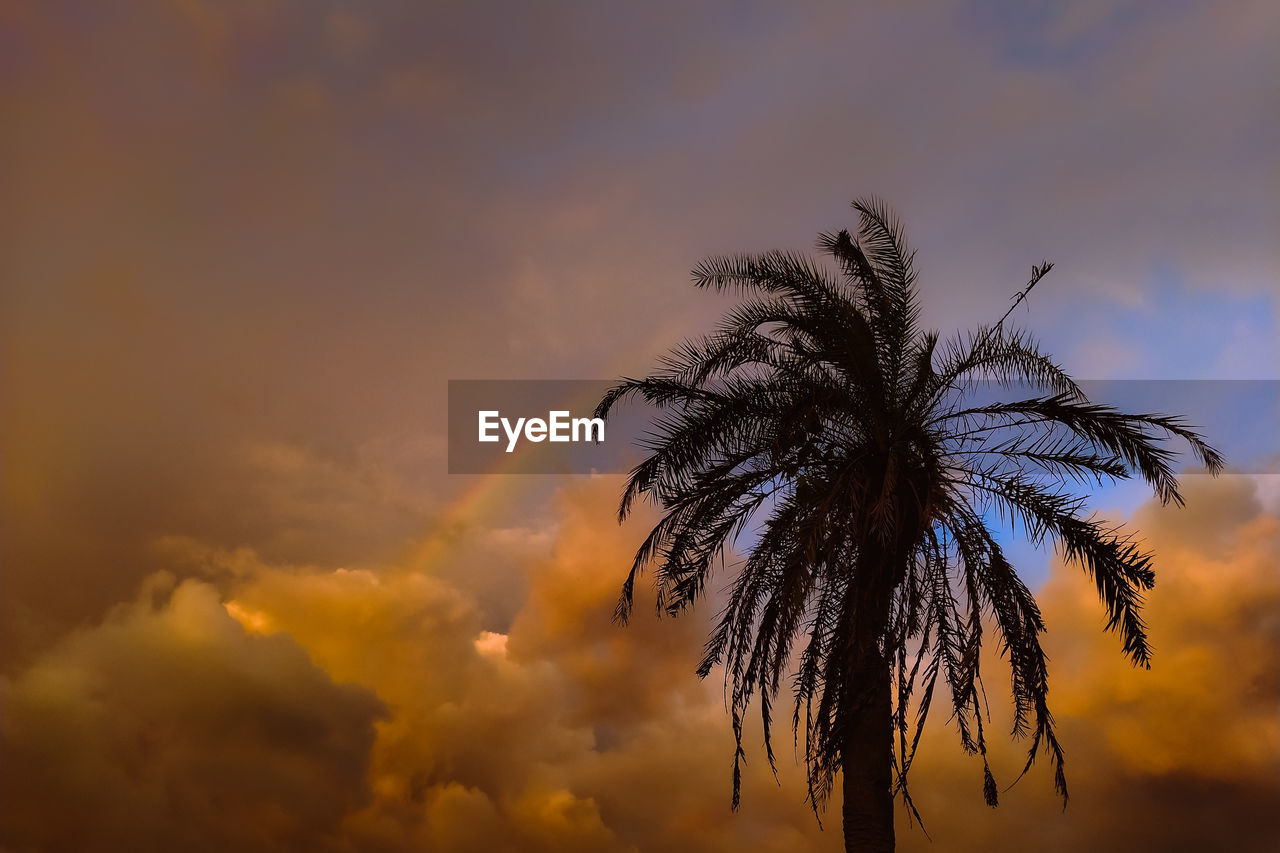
[2,2,1278,851]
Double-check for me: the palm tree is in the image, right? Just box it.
[594,198,1222,852]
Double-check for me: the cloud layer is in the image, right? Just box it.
[3,2,1277,850]
[3,0,1276,658]
[4,476,1278,851]
[1,576,384,852]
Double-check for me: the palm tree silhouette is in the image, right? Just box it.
[595,198,1222,852]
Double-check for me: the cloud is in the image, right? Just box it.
[0,575,384,853]
[0,431,445,669]
[897,475,1280,851]
[6,476,1276,851]
[2,2,1276,849]
[4,0,1274,667]
[211,481,817,852]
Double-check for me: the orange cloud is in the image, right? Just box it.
[897,475,1280,851]
[0,575,384,853]
[3,476,1277,851]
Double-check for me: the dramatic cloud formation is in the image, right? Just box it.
[3,0,1276,658]
[897,475,1280,851]
[0,576,384,852]
[3,2,1276,850]
[4,476,1277,851]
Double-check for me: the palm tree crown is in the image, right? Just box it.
[595,198,1221,849]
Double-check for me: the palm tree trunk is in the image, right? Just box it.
[840,642,895,852]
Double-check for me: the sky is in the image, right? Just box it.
[2,2,1278,851]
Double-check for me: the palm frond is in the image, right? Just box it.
[598,196,1220,827]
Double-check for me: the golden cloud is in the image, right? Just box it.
[0,574,384,852]
[3,476,1277,851]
